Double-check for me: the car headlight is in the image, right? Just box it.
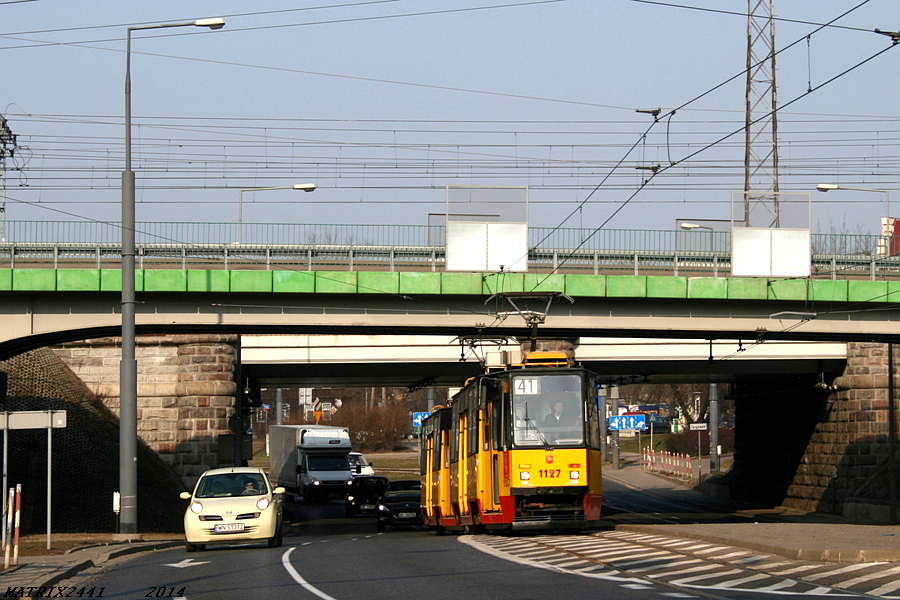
[190,501,203,514]
[347,495,355,502]
[256,497,271,511]
[377,504,389,512]
[311,478,320,486]
[519,472,531,481]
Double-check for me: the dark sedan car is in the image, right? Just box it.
[345,475,389,517]
[376,479,422,531]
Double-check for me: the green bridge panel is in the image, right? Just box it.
[688,277,728,299]
[188,270,231,292]
[13,269,57,291]
[230,270,273,293]
[358,272,400,295]
[482,273,525,294]
[647,276,687,298]
[144,270,188,293]
[399,272,442,295]
[3,268,899,306]
[607,275,647,297]
[810,280,849,303]
[564,274,606,297]
[767,279,808,301]
[56,269,100,292]
[272,270,315,293]
[441,273,483,295]
[316,272,358,293]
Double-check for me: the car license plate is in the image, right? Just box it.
[398,512,417,519]
[214,523,245,532]
[361,504,375,510]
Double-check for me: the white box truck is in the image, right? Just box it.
[269,425,353,503]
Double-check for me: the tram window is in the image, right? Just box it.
[450,417,459,463]
[467,410,478,456]
[491,399,502,451]
[432,428,442,472]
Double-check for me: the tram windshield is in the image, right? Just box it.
[511,373,584,447]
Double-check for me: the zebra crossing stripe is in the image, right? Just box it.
[803,562,885,581]
[836,564,900,589]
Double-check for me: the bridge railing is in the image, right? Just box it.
[1,221,899,279]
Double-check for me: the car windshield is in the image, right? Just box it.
[512,373,584,447]
[352,478,387,492]
[195,473,268,498]
[386,480,420,492]
[349,454,370,467]
[308,455,351,471]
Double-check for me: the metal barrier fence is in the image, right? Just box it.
[643,449,694,479]
[1,220,900,278]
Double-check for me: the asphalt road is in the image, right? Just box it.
[69,488,887,600]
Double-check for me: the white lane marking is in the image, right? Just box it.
[282,547,340,600]
[163,558,209,568]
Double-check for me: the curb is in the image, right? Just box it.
[34,540,183,590]
[613,524,900,564]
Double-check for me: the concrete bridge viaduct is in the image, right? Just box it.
[1,267,899,521]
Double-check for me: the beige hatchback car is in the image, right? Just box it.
[180,466,285,552]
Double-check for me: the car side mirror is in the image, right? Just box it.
[356,465,362,474]
[179,492,191,500]
[296,465,305,474]
[273,487,286,495]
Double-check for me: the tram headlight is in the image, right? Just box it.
[570,471,580,480]
[519,472,531,481]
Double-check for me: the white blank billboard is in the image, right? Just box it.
[446,222,528,272]
[732,228,810,277]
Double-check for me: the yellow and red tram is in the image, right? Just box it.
[421,352,603,533]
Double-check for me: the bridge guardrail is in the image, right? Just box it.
[1,221,900,279]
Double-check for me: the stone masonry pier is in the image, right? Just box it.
[52,334,237,488]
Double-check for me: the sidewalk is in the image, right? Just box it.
[0,537,181,596]
[604,456,900,563]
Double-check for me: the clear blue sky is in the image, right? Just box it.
[1,1,897,237]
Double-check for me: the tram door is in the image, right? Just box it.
[422,419,437,522]
[457,409,469,519]
[480,381,502,513]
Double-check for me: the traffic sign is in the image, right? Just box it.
[412,412,430,427]
[608,414,646,431]
[689,422,708,431]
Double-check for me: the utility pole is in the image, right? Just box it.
[743,0,780,228]
[0,115,19,243]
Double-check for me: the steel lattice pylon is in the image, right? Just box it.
[743,0,780,228]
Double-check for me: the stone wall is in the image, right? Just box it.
[783,342,897,519]
[52,334,237,487]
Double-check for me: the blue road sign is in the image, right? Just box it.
[609,414,647,431]
[412,412,430,427]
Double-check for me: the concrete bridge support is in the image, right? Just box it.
[52,334,237,487]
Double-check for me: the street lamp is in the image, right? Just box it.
[680,222,712,231]
[816,183,890,223]
[237,183,316,244]
[120,17,224,537]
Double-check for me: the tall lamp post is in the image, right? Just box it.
[817,183,896,523]
[816,183,890,225]
[121,17,224,536]
[238,183,316,244]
